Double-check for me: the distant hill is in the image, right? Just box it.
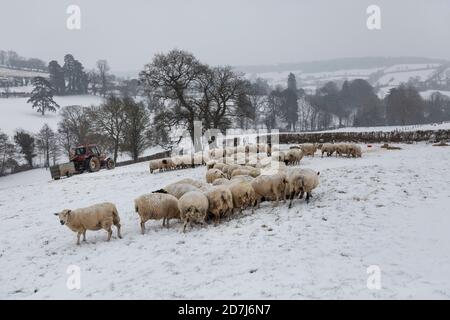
[236,56,448,74]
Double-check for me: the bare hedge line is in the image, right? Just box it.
[271,129,450,144]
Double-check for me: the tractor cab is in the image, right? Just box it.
[69,144,115,173]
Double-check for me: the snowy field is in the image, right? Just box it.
[0,95,103,136]
[1,142,450,299]
[0,67,49,79]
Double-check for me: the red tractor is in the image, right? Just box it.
[69,144,115,173]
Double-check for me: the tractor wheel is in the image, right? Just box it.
[88,157,101,172]
[106,158,115,170]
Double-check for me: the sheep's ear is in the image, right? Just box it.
[67,210,72,215]
[317,172,320,176]
[53,213,59,216]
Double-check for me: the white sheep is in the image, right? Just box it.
[203,186,234,224]
[173,178,208,190]
[231,167,261,178]
[153,183,200,199]
[336,143,351,157]
[227,180,257,214]
[272,151,285,162]
[300,143,317,157]
[149,159,162,173]
[321,143,336,157]
[250,173,288,207]
[286,168,320,207]
[206,160,217,170]
[285,149,303,165]
[212,178,232,186]
[206,168,227,183]
[348,144,362,158]
[55,202,122,245]
[178,191,209,232]
[135,193,180,234]
[213,163,227,172]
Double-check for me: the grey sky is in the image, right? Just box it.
[1,0,449,72]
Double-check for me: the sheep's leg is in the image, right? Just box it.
[299,191,304,199]
[166,219,170,228]
[76,232,82,245]
[183,219,188,233]
[162,217,166,227]
[273,194,279,207]
[116,223,122,239]
[106,226,112,241]
[82,231,86,242]
[306,192,311,203]
[140,221,146,235]
[288,192,295,209]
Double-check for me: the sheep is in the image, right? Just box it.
[226,180,257,214]
[149,159,162,173]
[134,193,180,234]
[230,175,254,185]
[227,164,244,178]
[178,191,209,232]
[206,168,227,184]
[348,144,362,158]
[321,143,336,157]
[285,149,303,166]
[212,178,231,186]
[206,160,217,170]
[250,173,288,207]
[286,168,320,208]
[300,143,317,157]
[336,143,351,157]
[272,151,285,162]
[173,178,208,190]
[231,168,261,178]
[153,183,199,199]
[55,202,122,245]
[203,186,234,224]
[246,144,258,154]
[212,148,226,159]
[213,163,227,172]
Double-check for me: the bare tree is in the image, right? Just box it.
[88,95,127,162]
[96,60,111,97]
[121,97,151,161]
[36,124,58,167]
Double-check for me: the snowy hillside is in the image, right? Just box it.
[246,62,447,96]
[0,95,103,135]
[0,66,49,79]
[1,143,449,299]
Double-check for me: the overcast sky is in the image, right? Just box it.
[1,0,449,72]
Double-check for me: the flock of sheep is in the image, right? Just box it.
[55,142,362,245]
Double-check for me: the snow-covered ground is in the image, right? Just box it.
[375,69,436,87]
[0,95,103,135]
[1,142,449,299]
[0,67,49,79]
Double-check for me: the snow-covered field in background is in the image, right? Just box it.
[0,95,103,136]
[0,67,49,79]
[375,69,436,87]
[1,143,450,299]
[419,90,450,99]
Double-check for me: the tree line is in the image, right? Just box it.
[0,50,47,71]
